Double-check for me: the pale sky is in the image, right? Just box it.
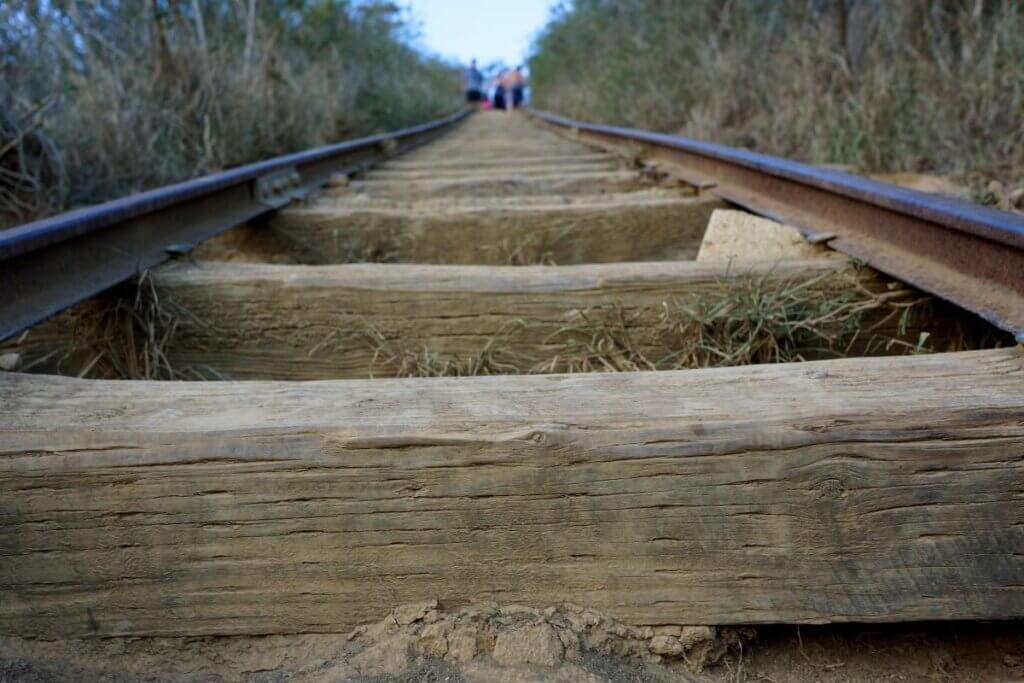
[406,0,558,69]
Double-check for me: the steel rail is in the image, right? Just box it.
[0,108,470,342]
[529,109,1024,339]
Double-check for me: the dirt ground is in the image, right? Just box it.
[730,622,1024,682]
[1,603,1022,683]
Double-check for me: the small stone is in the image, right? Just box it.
[988,180,1011,210]
[393,599,438,625]
[679,626,716,648]
[447,625,479,662]
[565,608,601,631]
[0,352,20,371]
[648,635,684,657]
[1010,187,1024,209]
[556,626,581,661]
[327,173,349,188]
[359,617,396,642]
[499,604,542,618]
[697,209,827,263]
[546,612,571,630]
[493,623,564,667]
[459,604,499,621]
[615,622,648,641]
[1005,654,1021,667]
[417,621,450,658]
[582,626,615,655]
[607,622,630,637]
[351,633,415,677]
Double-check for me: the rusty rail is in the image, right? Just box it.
[530,109,1024,339]
[0,109,470,342]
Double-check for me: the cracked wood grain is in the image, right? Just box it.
[1,348,1023,637]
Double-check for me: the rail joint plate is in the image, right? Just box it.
[254,166,304,208]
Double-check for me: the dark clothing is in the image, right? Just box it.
[492,85,506,110]
[511,85,525,108]
[466,89,483,102]
[464,66,484,92]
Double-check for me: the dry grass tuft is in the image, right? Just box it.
[9,273,222,380]
[482,234,559,266]
[358,321,529,378]
[331,226,413,264]
[653,269,926,367]
[344,269,966,379]
[532,306,656,374]
[537,269,929,373]
[62,274,183,380]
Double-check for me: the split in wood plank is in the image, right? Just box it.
[1,348,1023,637]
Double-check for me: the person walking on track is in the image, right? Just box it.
[509,66,526,109]
[463,59,484,108]
[492,70,507,111]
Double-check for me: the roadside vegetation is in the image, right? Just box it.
[529,0,1024,194]
[0,1,460,227]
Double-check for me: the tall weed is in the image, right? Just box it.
[0,1,459,227]
[530,0,1023,182]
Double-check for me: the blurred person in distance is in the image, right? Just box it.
[463,58,484,109]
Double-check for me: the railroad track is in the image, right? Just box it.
[1,109,1023,646]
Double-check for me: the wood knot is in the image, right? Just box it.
[398,482,424,496]
[815,478,846,500]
